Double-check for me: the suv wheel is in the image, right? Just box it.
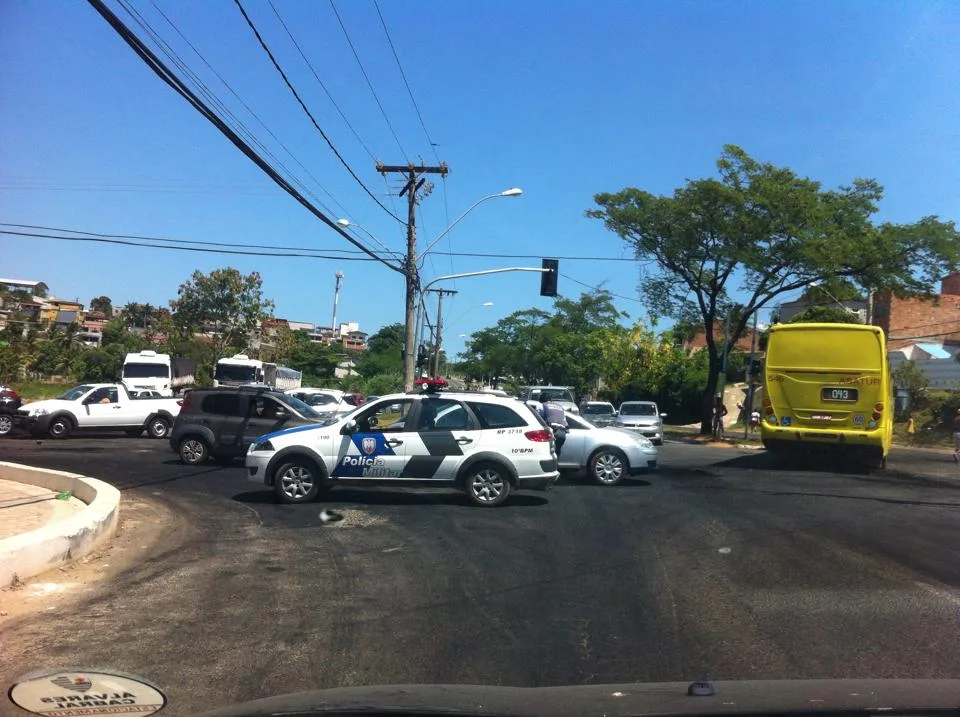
[0,415,12,437]
[463,462,512,507]
[48,416,72,439]
[147,416,170,439]
[274,459,323,504]
[589,448,628,486]
[179,437,209,465]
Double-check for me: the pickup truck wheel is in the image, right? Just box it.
[463,462,512,507]
[274,460,322,504]
[0,415,12,437]
[48,416,72,439]
[179,437,209,465]
[589,448,627,486]
[147,416,171,439]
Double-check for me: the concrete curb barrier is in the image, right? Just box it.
[0,461,121,587]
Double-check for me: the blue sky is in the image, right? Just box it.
[2,0,959,356]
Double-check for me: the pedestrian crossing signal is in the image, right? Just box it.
[540,258,558,297]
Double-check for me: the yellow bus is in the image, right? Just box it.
[760,323,893,468]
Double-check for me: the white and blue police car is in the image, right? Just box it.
[245,380,560,507]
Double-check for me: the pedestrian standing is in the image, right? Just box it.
[906,413,916,445]
[713,395,728,439]
[540,398,568,456]
[952,408,960,463]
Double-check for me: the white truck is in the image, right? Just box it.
[121,351,197,397]
[213,354,302,391]
[12,383,182,439]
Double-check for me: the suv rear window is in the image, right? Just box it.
[467,401,527,429]
[201,393,242,416]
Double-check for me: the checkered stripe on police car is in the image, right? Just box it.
[332,430,467,479]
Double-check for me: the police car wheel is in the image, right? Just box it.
[275,460,322,504]
[589,448,627,486]
[463,462,511,507]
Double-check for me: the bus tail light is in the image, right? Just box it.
[763,398,772,407]
[874,402,884,412]
[871,412,882,421]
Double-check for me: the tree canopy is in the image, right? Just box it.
[588,145,960,432]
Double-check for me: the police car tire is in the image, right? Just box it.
[462,462,512,507]
[274,459,323,504]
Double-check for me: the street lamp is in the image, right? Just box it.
[336,218,403,262]
[418,188,523,263]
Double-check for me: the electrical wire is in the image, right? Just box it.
[372,0,439,164]
[116,0,335,216]
[231,0,404,223]
[0,229,381,261]
[145,0,353,219]
[329,0,408,161]
[560,273,644,304]
[266,0,377,163]
[85,0,403,274]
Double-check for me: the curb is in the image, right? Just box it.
[0,461,121,588]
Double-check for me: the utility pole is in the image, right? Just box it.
[428,288,457,378]
[331,271,344,338]
[743,310,759,440]
[377,161,449,390]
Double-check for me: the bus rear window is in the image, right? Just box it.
[767,329,882,371]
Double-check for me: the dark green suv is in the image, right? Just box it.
[169,386,328,465]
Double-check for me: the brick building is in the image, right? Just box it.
[873,273,960,351]
[683,320,758,353]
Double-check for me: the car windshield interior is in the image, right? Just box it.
[122,363,169,379]
[274,393,322,418]
[214,364,256,382]
[582,404,614,415]
[535,388,574,402]
[620,403,657,416]
[59,385,95,401]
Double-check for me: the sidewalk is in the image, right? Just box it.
[0,478,86,542]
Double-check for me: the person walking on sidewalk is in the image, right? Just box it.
[952,408,960,463]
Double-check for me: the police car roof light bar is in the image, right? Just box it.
[414,378,447,393]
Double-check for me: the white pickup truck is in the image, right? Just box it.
[11,383,182,439]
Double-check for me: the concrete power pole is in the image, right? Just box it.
[331,271,344,337]
[430,288,457,378]
[377,161,449,390]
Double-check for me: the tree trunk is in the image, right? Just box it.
[700,358,722,435]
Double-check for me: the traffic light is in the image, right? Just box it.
[540,258,559,297]
[416,344,429,370]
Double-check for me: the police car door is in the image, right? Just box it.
[333,398,412,479]
[405,397,479,480]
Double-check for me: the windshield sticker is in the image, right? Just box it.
[9,669,167,717]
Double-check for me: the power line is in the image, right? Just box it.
[144,0,353,218]
[560,273,644,304]
[372,0,439,164]
[85,0,402,273]
[0,229,381,261]
[329,0,409,161]
[231,0,404,223]
[266,0,377,162]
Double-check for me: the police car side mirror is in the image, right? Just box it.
[341,419,357,434]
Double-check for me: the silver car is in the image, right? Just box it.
[559,413,658,485]
[579,401,616,427]
[612,401,666,445]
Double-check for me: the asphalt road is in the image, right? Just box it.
[2,435,960,716]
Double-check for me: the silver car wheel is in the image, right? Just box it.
[592,451,625,485]
[0,415,12,436]
[180,438,207,464]
[279,465,315,500]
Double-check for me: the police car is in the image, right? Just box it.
[245,380,560,507]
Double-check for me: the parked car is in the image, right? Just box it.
[579,401,617,427]
[559,413,658,485]
[11,383,181,439]
[612,401,666,445]
[285,388,364,419]
[0,385,23,437]
[170,386,331,465]
[245,385,560,506]
[518,386,579,414]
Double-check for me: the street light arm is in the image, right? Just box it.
[421,267,549,294]
[337,219,404,263]
[418,189,522,262]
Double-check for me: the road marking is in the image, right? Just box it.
[718,547,732,554]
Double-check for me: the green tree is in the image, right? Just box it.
[169,268,274,360]
[357,323,405,378]
[788,305,863,324]
[72,348,123,382]
[89,295,114,317]
[892,359,929,413]
[589,145,960,433]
